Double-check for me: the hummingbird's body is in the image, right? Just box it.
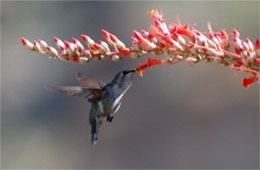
[53,70,135,144]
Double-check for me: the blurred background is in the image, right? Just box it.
[1,1,259,169]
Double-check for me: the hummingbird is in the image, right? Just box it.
[52,70,136,144]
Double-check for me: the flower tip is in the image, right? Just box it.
[93,43,101,50]
[81,34,88,41]
[109,33,118,43]
[54,37,59,43]
[133,30,142,40]
[21,37,27,46]
[46,46,51,51]
[72,37,77,43]
[64,41,71,48]
[21,37,34,50]
[101,29,110,39]
[233,29,240,37]
[133,30,138,35]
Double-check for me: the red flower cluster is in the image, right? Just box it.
[21,9,259,88]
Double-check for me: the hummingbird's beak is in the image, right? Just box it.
[122,69,136,75]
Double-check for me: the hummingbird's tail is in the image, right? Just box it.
[91,132,98,145]
[90,117,103,145]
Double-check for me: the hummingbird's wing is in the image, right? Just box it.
[51,85,103,103]
[51,86,92,98]
[75,72,105,89]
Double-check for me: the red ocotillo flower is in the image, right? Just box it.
[21,9,259,88]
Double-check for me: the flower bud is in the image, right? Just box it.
[100,41,110,53]
[233,29,240,37]
[65,41,77,52]
[38,39,48,50]
[81,34,95,49]
[119,48,131,56]
[72,37,84,52]
[132,37,142,51]
[54,37,65,50]
[173,32,186,45]
[109,33,119,43]
[206,48,224,57]
[242,41,249,51]
[164,36,183,51]
[110,54,122,61]
[33,41,42,52]
[72,57,90,64]
[210,34,221,47]
[103,30,126,49]
[246,38,254,52]
[101,29,110,39]
[101,29,116,48]
[46,46,59,57]
[93,43,106,54]
[83,50,91,57]
[142,29,149,36]
[133,30,156,49]
[186,57,198,63]
[221,29,228,41]
[78,57,90,64]
[242,50,254,60]
[89,49,97,56]
[194,34,204,46]
[233,36,243,50]
[21,37,34,50]
[154,19,170,35]
[116,39,126,49]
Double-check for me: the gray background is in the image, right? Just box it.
[1,1,259,169]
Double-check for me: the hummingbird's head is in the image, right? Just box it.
[110,69,136,89]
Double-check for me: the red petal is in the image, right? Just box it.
[133,30,149,47]
[72,57,79,63]
[176,27,194,40]
[119,48,131,56]
[242,76,258,88]
[147,58,162,67]
[136,64,148,76]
